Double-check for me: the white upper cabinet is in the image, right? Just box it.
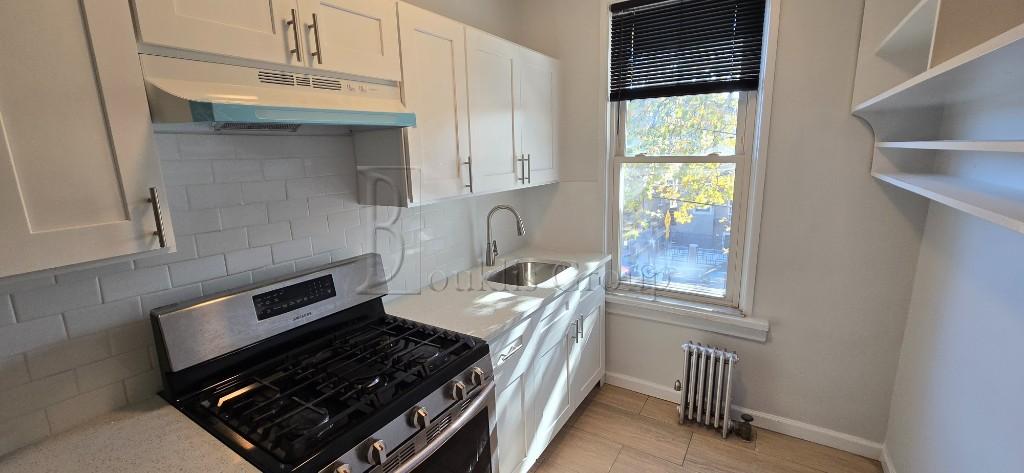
[133,0,304,67]
[0,0,172,278]
[397,3,471,202]
[298,0,402,80]
[516,48,560,186]
[466,28,521,193]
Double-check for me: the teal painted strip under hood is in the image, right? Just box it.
[187,101,416,127]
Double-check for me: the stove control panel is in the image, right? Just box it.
[253,274,337,321]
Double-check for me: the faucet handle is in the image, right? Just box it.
[491,240,499,257]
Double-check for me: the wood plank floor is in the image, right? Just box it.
[531,384,883,473]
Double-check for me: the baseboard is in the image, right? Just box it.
[880,444,897,473]
[604,372,884,460]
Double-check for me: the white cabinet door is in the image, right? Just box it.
[133,0,303,67]
[397,3,471,202]
[0,0,173,278]
[299,0,402,80]
[569,303,604,408]
[496,372,528,473]
[466,28,521,193]
[525,305,573,460]
[516,48,559,186]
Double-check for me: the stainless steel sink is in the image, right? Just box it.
[486,260,572,287]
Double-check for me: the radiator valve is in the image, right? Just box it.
[736,414,754,442]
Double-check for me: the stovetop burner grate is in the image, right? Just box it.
[190,315,478,464]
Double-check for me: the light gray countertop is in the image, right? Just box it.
[0,247,609,472]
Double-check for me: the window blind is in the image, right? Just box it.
[610,0,766,101]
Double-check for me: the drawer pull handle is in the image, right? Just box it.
[497,342,524,365]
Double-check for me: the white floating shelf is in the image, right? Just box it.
[874,0,938,71]
[873,172,1024,233]
[877,141,1024,153]
[855,23,1024,113]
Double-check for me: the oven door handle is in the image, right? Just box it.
[391,381,495,473]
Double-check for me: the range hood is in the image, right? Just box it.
[139,54,415,131]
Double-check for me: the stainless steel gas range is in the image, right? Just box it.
[150,253,496,473]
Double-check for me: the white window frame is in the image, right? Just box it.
[609,91,758,309]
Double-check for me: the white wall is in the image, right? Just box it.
[518,0,929,448]
[884,205,1024,473]
[404,0,521,39]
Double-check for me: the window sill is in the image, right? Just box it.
[605,292,770,342]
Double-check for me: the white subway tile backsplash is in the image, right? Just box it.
[187,183,243,209]
[0,355,30,392]
[345,225,369,250]
[294,254,332,272]
[272,238,313,264]
[134,236,198,268]
[168,256,227,287]
[153,133,181,160]
[263,159,305,180]
[0,410,50,457]
[309,195,352,216]
[268,199,310,223]
[248,222,292,247]
[107,320,154,355]
[12,279,101,322]
[201,272,253,295]
[25,333,110,380]
[311,232,347,254]
[304,157,349,177]
[0,275,55,298]
[55,261,134,285]
[64,299,142,338]
[225,247,273,275]
[0,316,66,359]
[99,266,171,302]
[162,161,213,186]
[177,134,235,159]
[196,228,248,257]
[124,369,162,404]
[221,203,269,229]
[0,371,78,423]
[46,383,126,434]
[328,209,361,231]
[140,285,202,315]
[286,176,353,199]
[294,136,351,158]
[329,246,364,263]
[171,209,221,236]
[166,185,189,210]
[233,135,297,158]
[76,348,151,392]
[292,215,329,238]
[0,296,13,327]
[252,262,295,283]
[242,181,287,203]
[213,160,264,183]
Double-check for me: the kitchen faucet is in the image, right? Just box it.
[485,205,526,266]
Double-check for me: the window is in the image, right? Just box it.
[609,0,766,308]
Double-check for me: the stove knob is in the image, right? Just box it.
[334,465,351,473]
[366,439,387,466]
[470,367,486,386]
[450,381,467,401]
[411,406,430,429]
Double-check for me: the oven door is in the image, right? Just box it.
[393,382,497,473]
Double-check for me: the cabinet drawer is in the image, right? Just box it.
[491,316,534,388]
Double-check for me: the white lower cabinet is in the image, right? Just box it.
[492,281,605,473]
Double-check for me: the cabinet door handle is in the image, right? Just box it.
[287,9,302,61]
[147,187,167,248]
[308,13,323,64]
[576,318,584,342]
[462,157,474,192]
[527,153,532,183]
[517,154,527,184]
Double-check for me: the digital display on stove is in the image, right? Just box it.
[253,275,336,321]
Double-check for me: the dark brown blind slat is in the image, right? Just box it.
[609,0,766,101]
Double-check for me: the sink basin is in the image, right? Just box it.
[486,260,573,287]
